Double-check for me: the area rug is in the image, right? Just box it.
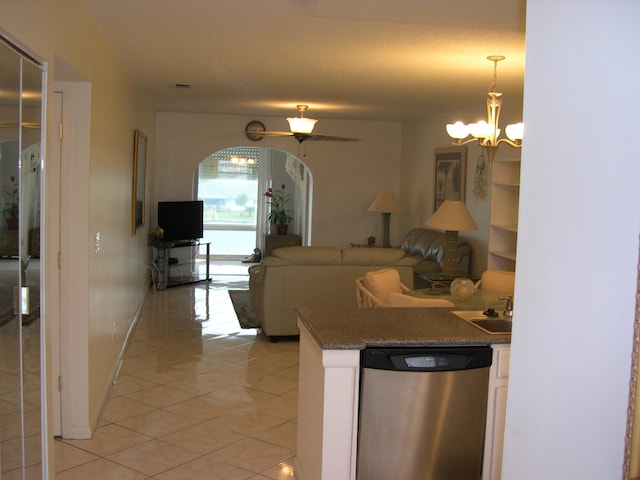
[228,290,260,329]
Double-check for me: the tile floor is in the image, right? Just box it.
[54,262,300,479]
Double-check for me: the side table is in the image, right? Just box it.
[414,273,476,290]
[264,234,301,257]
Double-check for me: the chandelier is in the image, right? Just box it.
[446,55,523,162]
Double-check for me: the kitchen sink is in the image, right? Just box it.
[452,310,512,334]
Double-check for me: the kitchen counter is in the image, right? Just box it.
[294,305,511,350]
[294,306,511,480]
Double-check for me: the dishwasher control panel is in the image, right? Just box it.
[362,346,492,372]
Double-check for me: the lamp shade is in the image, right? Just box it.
[426,200,478,232]
[367,192,403,213]
[287,116,317,134]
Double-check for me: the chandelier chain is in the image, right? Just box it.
[488,55,505,93]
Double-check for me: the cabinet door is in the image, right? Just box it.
[484,385,508,480]
[483,346,510,480]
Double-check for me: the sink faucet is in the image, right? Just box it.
[499,295,513,318]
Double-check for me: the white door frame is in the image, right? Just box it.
[50,80,92,438]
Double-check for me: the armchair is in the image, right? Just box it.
[475,270,515,295]
[356,268,454,308]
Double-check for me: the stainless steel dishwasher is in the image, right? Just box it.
[356,346,492,480]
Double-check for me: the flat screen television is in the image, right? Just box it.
[157,201,204,243]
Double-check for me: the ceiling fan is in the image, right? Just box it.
[245,105,359,144]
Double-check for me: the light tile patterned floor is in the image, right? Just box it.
[55,263,299,479]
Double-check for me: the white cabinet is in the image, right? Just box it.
[482,344,511,480]
[488,158,521,271]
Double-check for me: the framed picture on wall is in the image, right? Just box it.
[433,146,466,211]
[132,129,147,235]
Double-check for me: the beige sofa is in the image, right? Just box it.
[248,246,418,339]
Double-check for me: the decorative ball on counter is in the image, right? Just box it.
[450,278,476,298]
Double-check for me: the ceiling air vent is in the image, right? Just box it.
[175,83,191,89]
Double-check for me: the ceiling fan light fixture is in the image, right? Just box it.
[287,116,317,134]
[287,104,317,134]
[245,105,357,144]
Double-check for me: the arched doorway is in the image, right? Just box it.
[195,146,312,259]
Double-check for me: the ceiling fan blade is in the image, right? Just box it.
[303,133,359,142]
[256,130,296,137]
[249,129,359,144]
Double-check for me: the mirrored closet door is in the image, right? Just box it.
[0,34,46,479]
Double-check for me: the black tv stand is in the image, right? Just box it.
[151,241,210,289]
[172,240,197,247]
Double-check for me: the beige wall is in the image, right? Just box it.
[1,0,155,437]
[154,112,403,248]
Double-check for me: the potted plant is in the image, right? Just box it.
[148,225,165,246]
[264,183,293,234]
[3,175,18,229]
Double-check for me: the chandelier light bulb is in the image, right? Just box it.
[446,122,470,139]
[469,121,493,139]
[505,122,524,141]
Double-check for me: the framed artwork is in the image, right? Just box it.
[433,146,466,210]
[132,129,147,235]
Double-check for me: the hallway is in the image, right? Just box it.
[54,263,299,479]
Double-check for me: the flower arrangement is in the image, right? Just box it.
[3,176,18,219]
[264,183,293,225]
[148,225,164,246]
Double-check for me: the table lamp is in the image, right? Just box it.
[368,192,403,248]
[426,200,478,278]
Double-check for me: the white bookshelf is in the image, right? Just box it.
[488,158,521,271]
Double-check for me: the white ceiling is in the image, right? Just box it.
[81,0,526,122]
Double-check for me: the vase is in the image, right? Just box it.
[6,217,18,230]
[276,224,288,235]
[450,277,476,298]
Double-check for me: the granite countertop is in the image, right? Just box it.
[294,306,511,350]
